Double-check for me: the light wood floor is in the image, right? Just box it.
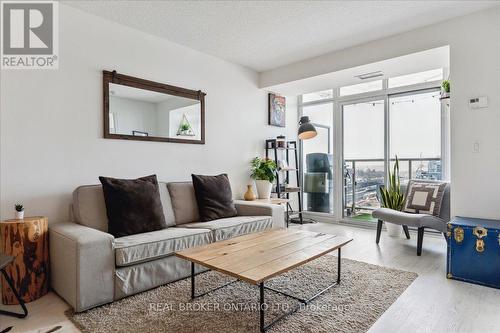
[2,223,500,333]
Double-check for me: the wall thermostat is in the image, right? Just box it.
[469,96,488,109]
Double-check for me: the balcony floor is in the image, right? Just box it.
[347,211,377,222]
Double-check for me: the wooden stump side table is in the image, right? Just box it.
[1,216,49,305]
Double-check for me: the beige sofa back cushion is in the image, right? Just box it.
[72,182,175,232]
[166,182,200,225]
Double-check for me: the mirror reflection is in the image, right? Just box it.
[108,83,202,141]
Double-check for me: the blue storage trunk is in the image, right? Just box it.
[447,217,500,289]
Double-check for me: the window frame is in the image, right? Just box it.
[298,75,448,224]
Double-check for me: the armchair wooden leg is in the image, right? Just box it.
[376,219,383,244]
[417,227,424,256]
[402,225,411,239]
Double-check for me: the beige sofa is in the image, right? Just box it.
[49,181,284,312]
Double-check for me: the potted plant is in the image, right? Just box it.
[441,80,450,98]
[180,123,190,134]
[15,203,25,220]
[250,157,277,199]
[379,156,406,237]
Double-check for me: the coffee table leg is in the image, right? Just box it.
[258,246,343,331]
[259,282,265,333]
[191,262,195,299]
[189,262,239,299]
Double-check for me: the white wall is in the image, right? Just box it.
[110,96,158,136]
[156,102,170,138]
[261,6,500,220]
[0,4,298,223]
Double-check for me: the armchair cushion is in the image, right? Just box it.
[372,208,448,233]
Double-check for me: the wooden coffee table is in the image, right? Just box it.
[176,229,352,332]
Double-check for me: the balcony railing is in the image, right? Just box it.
[343,157,441,214]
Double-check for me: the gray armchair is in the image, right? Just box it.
[372,181,450,256]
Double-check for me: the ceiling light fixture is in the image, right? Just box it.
[355,71,383,80]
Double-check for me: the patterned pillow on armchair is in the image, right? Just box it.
[403,180,447,216]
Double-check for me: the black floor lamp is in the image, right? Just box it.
[290,116,318,224]
[298,116,317,140]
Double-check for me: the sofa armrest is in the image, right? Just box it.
[234,200,285,229]
[49,222,115,312]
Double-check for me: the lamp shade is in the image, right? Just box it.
[298,116,317,140]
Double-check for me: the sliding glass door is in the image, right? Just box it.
[341,89,442,222]
[342,99,385,220]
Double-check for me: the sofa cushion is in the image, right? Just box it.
[191,174,237,222]
[177,216,273,241]
[99,175,167,237]
[72,182,176,232]
[114,227,212,267]
[157,183,176,227]
[167,182,200,225]
[72,185,109,232]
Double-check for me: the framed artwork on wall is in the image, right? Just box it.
[268,93,286,127]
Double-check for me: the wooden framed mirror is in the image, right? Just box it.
[103,70,205,144]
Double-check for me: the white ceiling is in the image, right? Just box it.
[268,46,450,96]
[66,1,498,72]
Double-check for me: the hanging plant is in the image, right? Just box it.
[176,114,195,136]
[442,80,450,93]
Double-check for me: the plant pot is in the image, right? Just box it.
[15,210,24,220]
[255,180,272,199]
[386,222,401,237]
[244,184,256,201]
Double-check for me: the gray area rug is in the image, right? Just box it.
[67,256,417,333]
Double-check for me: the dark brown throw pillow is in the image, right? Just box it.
[191,174,238,222]
[99,175,167,237]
